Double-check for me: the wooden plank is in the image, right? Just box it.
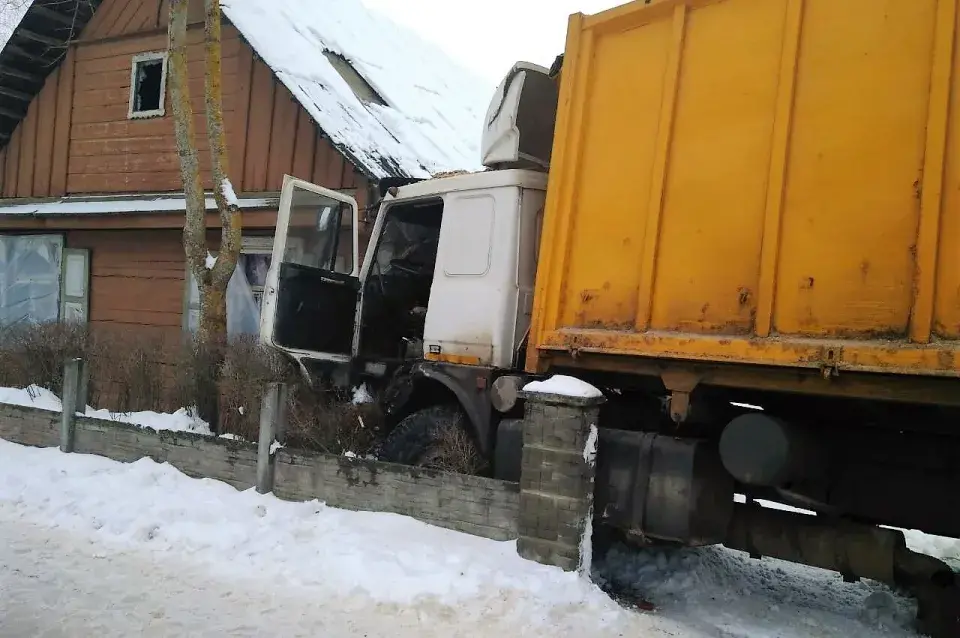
[243,60,277,191]
[16,100,38,197]
[82,0,134,41]
[312,135,330,185]
[909,0,957,343]
[107,0,146,39]
[119,0,163,36]
[323,140,346,188]
[71,137,176,157]
[228,42,254,188]
[51,48,77,196]
[67,171,207,193]
[291,108,317,181]
[69,152,183,175]
[266,86,299,191]
[2,125,19,198]
[32,67,60,198]
[633,4,686,331]
[755,0,804,337]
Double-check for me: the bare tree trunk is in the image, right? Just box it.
[167,0,242,431]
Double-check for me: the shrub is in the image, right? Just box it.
[0,323,399,465]
[284,385,384,456]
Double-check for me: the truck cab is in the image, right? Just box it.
[259,63,558,463]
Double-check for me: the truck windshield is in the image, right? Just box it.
[282,186,354,275]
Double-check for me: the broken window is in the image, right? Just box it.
[129,52,168,119]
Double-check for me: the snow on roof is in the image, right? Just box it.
[221,0,491,180]
[0,2,30,51]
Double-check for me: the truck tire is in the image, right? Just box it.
[378,405,485,473]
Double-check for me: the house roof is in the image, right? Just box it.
[221,0,489,180]
[0,0,490,181]
[0,1,99,148]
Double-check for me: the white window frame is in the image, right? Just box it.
[128,51,169,120]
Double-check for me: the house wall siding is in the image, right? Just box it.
[1,0,377,336]
[66,229,188,339]
[1,0,372,200]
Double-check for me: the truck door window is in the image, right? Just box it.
[359,199,443,360]
[283,188,354,275]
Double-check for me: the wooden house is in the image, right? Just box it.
[0,0,485,339]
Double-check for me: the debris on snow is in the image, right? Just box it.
[523,375,604,400]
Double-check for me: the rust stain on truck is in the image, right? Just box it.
[527,0,960,393]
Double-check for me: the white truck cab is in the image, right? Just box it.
[259,62,558,467]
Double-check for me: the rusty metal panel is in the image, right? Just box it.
[529,0,960,381]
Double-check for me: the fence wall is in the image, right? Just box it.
[0,403,520,542]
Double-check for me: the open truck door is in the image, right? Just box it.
[260,176,361,368]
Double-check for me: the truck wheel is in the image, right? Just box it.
[378,405,486,474]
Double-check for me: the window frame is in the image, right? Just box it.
[181,236,303,335]
[128,51,169,120]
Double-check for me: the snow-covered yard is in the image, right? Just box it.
[0,438,957,637]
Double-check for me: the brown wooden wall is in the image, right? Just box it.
[66,228,187,339]
[0,0,371,201]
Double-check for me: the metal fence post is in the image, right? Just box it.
[256,382,288,494]
[60,358,85,453]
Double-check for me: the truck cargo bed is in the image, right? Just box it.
[530,0,960,384]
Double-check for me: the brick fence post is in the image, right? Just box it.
[516,388,604,574]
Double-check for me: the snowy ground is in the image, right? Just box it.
[1,440,958,636]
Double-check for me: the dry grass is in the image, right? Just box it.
[0,323,487,475]
[428,424,489,476]
[0,322,387,456]
[284,386,384,456]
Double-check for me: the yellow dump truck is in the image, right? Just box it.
[529,0,960,408]
[262,0,959,633]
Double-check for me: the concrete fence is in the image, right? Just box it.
[0,360,601,569]
[0,368,520,542]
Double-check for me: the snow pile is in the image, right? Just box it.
[220,177,239,208]
[0,386,212,436]
[594,543,920,637]
[220,0,490,179]
[523,375,604,399]
[0,439,635,634]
